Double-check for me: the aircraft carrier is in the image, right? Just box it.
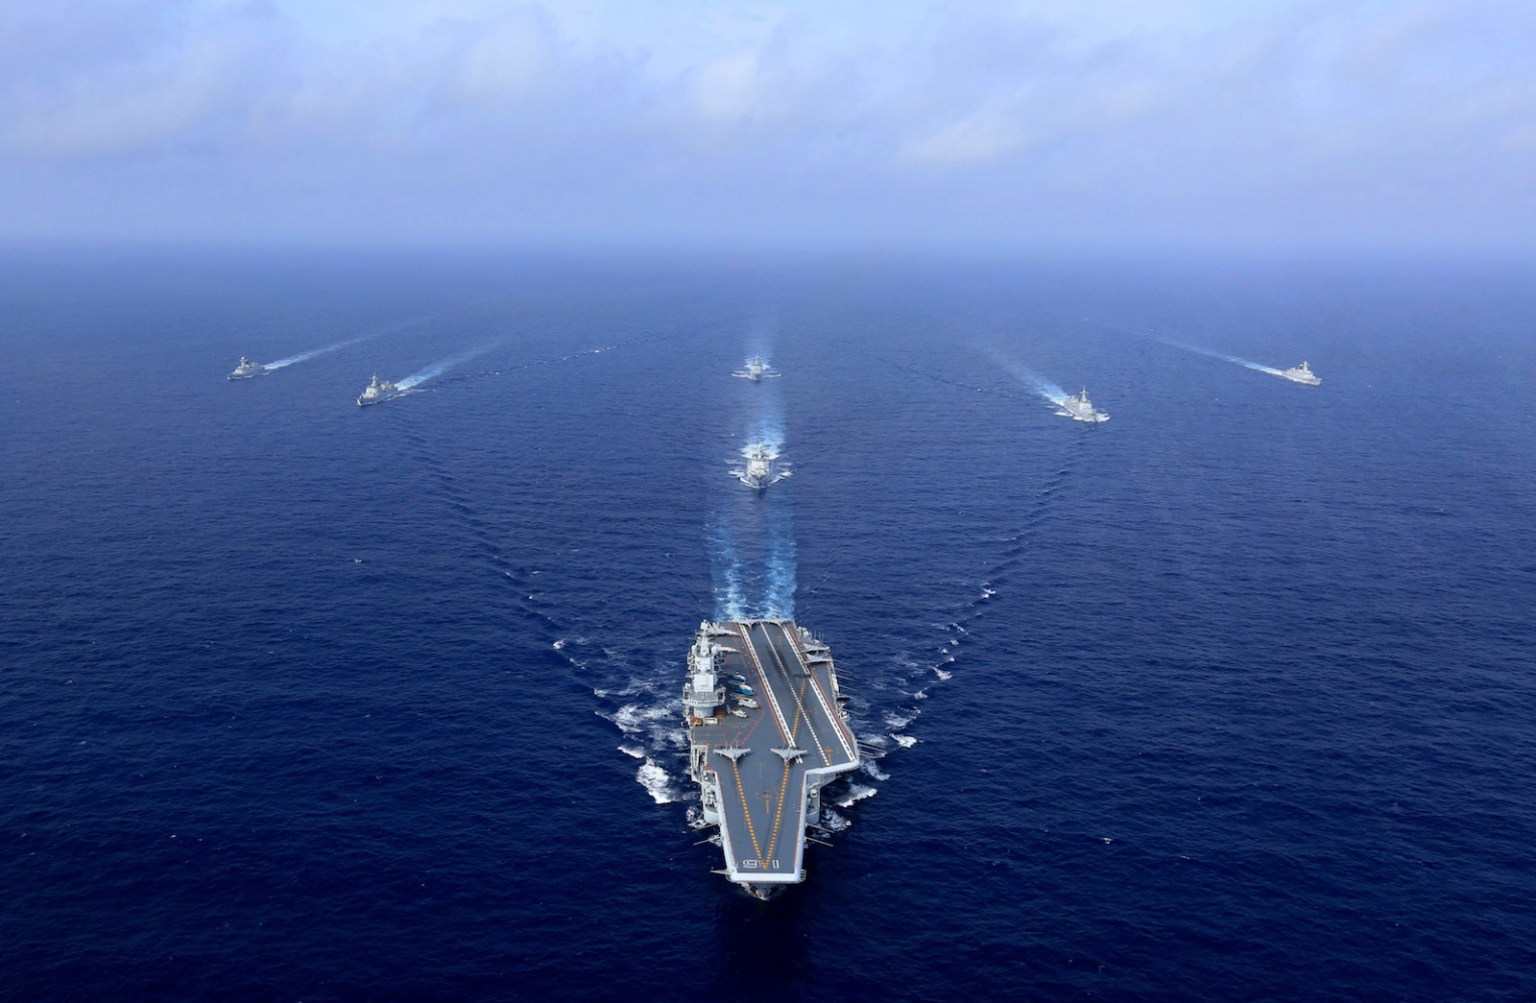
[684,619,859,897]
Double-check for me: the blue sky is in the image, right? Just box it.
[3,0,1534,254]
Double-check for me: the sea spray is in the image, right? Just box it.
[266,335,369,370]
[970,345,1070,407]
[743,389,787,452]
[708,415,795,619]
[718,551,747,622]
[397,341,500,390]
[1001,361,1071,408]
[708,517,748,621]
[761,502,797,619]
[745,423,785,455]
[1162,339,1285,376]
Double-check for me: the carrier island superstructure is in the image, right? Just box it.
[684,619,859,898]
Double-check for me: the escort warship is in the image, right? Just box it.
[684,619,859,898]
[227,357,269,380]
[733,356,780,381]
[1280,360,1321,385]
[733,443,790,491]
[1056,388,1110,423]
[356,374,404,406]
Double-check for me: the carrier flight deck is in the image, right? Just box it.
[684,619,859,897]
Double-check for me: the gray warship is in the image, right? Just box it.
[732,355,780,381]
[357,374,403,406]
[1280,360,1321,385]
[227,357,269,380]
[732,442,790,492]
[684,619,860,898]
[1056,388,1109,423]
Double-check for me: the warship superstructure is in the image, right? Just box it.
[733,356,780,381]
[1279,360,1321,385]
[1056,388,1110,423]
[684,619,859,898]
[356,374,403,406]
[733,443,790,491]
[227,357,269,380]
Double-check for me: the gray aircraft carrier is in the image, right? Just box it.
[684,619,859,897]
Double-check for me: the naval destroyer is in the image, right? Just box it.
[227,357,269,380]
[357,374,404,406]
[733,356,780,381]
[1279,361,1321,385]
[733,443,790,491]
[1056,388,1110,423]
[684,619,859,897]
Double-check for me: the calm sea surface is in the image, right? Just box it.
[3,250,1534,1000]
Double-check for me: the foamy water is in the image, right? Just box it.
[1162,339,1286,376]
[396,342,500,390]
[266,335,369,369]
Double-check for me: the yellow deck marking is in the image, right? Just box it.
[730,623,852,874]
[764,675,815,866]
[730,758,765,864]
[766,760,792,863]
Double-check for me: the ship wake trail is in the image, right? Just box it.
[761,502,797,619]
[998,359,1071,408]
[707,517,748,621]
[861,347,1104,777]
[1162,339,1284,376]
[510,566,691,807]
[266,335,369,370]
[746,405,787,454]
[394,410,689,808]
[710,468,797,616]
[397,341,501,390]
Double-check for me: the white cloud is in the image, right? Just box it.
[1,3,288,158]
[693,51,762,123]
[2,0,1536,251]
[902,108,1032,165]
[454,8,562,105]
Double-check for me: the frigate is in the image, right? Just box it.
[356,374,403,406]
[684,619,859,898]
[732,443,790,491]
[732,355,780,381]
[1056,388,1109,423]
[1280,360,1321,385]
[227,357,269,380]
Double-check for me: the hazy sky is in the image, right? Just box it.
[3,0,1534,254]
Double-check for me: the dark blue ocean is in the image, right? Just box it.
[4,250,1534,1001]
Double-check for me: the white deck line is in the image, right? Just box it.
[759,623,832,767]
[805,673,854,763]
[783,628,858,763]
[733,623,792,741]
